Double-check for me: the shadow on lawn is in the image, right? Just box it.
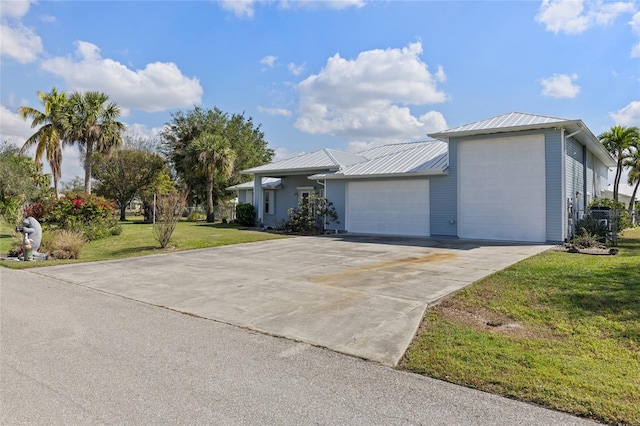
[545,235,640,342]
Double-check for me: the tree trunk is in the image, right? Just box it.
[84,141,93,194]
[120,204,127,221]
[630,180,639,214]
[206,172,215,223]
[53,174,59,199]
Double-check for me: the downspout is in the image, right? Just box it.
[561,128,568,241]
[316,179,327,231]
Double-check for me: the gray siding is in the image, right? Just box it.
[430,140,457,237]
[545,129,563,242]
[262,175,322,227]
[565,136,586,222]
[325,180,346,231]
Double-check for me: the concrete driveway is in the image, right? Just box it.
[31,235,550,365]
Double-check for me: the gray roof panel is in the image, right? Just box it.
[242,149,367,174]
[429,112,572,138]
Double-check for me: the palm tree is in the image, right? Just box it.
[624,145,640,215]
[18,88,68,199]
[60,91,125,194]
[598,125,640,202]
[189,133,236,222]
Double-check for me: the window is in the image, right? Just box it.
[264,190,274,215]
[246,190,253,205]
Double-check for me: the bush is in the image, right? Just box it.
[236,203,256,227]
[26,193,118,241]
[588,199,632,232]
[153,191,187,248]
[574,216,608,240]
[41,229,86,259]
[286,194,338,234]
[187,212,206,222]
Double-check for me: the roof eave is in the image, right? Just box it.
[428,121,575,141]
[241,167,339,176]
[310,169,448,180]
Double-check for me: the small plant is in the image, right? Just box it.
[574,216,608,240]
[570,229,605,250]
[286,194,339,234]
[186,212,206,222]
[236,202,256,227]
[42,229,86,259]
[153,191,188,248]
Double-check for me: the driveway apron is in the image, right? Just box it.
[30,235,551,365]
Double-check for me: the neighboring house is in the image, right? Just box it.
[229,112,615,243]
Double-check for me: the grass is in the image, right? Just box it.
[401,227,640,425]
[0,217,285,269]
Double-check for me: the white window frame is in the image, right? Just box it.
[264,190,274,215]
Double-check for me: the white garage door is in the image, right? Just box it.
[347,180,429,236]
[458,135,546,242]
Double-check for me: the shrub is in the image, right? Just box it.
[27,193,118,241]
[286,194,339,234]
[588,199,632,231]
[187,212,206,222]
[236,203,256,227]
[153,191,188,248]
[42,229,86,259]
[0,196,26,226]
[574,216,608,240]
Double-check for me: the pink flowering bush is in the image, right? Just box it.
[26,193,120,240]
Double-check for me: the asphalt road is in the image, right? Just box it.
[1,268,595,425]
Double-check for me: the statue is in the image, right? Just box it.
[16,217,46,260]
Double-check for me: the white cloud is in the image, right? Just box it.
[40,41,203,113]
[610,101,640,126]
[258,106,292,117]
[536,0,636,34]
[540,73,580,98]
[0,21,43,63]
[218,0,256,18]
[217,0,365,18]
[630,12,640,57]
[280,0,366,10]
[294,42,448,146]
[272,147,300,162]
[0,0,33,18]
[288,62,305,76]
[260,55,277,68]
[0,104,34,145]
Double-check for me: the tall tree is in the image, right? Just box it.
[93,149,167,221]
[624,145,640,214]
[60,91,125,194]
[599,125,640,202]
[189,133,236,222]
[162,106,273,214]
[18,87,68,199]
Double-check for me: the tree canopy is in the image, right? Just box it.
[18,87,68,199]
[162,106,274,214]
[599,125,640,202]
[93,148,167,221]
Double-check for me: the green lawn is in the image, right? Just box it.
[0,218,285,269]
[401,227,640,425]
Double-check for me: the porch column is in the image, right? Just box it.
[253,175,264,224]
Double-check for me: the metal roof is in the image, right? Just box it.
[428,111,615,167]
[429,112,570,137]
[357,140,438,160]
[310,141,448,179]
[227,177,281,191]
[242,149,367,175]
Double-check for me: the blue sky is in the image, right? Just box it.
[1,0,639,184]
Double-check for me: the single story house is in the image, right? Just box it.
[229,112,616,243]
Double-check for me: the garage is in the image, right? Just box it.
[346,179,430,236]
[457,135,547,242]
